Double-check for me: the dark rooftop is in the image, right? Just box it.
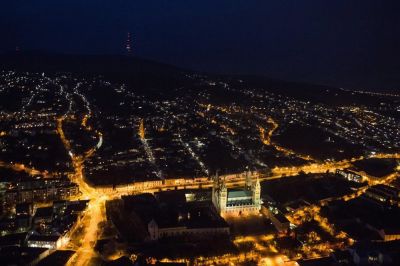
[37,250,75,266]
[123,193,228,230]
[34,207,53,218]
[28,235,60,242]
[0,246,48,265]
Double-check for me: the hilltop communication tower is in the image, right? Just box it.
[126,32,132,55]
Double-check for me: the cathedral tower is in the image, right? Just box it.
[245,169,252,189]
[252,177,261,208]
[219,181,227,212]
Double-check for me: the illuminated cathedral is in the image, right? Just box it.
[212,171,261,215]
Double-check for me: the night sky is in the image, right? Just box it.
[2,1,400,88]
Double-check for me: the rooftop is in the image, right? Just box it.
[123,193,228,231]
[28,235,60,242]
[227,189,251,199]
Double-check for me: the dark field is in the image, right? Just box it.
[261,173,362,205]
[352,158,397,177]
[273,124,364,161]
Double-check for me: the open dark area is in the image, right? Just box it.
[352,158,398,177]
[261,173,362,205]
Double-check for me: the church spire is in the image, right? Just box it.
[252,176,261,208]
[245,168,252,189]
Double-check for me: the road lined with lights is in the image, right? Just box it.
[53,82,106,266]
[0,160,54,178]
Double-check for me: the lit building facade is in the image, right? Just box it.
[336,169,363,183]
[212,171,261,215]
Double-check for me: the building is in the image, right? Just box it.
[336,169,363,183]
[364,184,400,206]
[331,250,353,265]
[16,203,33,217]
[212,171,261,215]
[350,248,384,265]
[3,179,80,209]
[147,202,230,241]
[261,206,290,233]
[377,228,400,242]
[146,196,230,241]
[26,235,62,249]
[33,207,53,226]
[0,247,50,266]
[116,192,230,242]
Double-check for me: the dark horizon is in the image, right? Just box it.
[2,1,400,88]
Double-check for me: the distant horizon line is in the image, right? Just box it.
[1,50,399,93]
